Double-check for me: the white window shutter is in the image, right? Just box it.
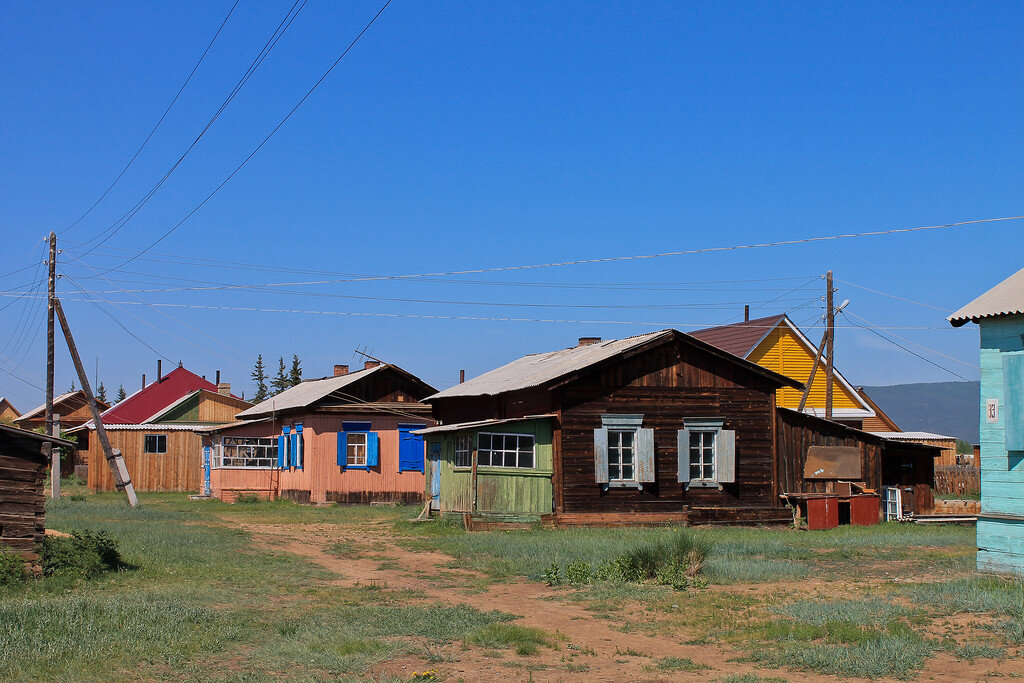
[717,429,736,483]
[594,427,609,484]
[636,428,655,482]
[677,429,691,483]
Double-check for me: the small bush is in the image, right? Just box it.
[0,547,26,587]
[466,623,554,655]
[565,559,591,585]
[233,493,264,505]
[39,530,124,579]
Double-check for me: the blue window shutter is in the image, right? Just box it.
[278,428,288,468]
[289,433,297,468]
[337,431,347,468]
[367,432,380,467]
[294,424,304,469]
[398,426,426,472]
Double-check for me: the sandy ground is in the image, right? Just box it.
[223,515,1024,682]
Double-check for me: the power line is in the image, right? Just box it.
[59,279,174,363]
[3,295,962,329]
[843,310,979,369]
[69,0,309,254]
[833,278,953,313]
[60,0,241,234]
[89,212,1024,283]
[840,310,978,384]
[89,0,393,277]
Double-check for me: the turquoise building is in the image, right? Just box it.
[950,267,1024,574]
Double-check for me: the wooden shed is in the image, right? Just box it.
[202,362,436,504]
[422,330,938,526]
[950,266,1024,574]
[0,423,74,565]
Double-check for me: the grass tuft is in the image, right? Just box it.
[466,623,555,655]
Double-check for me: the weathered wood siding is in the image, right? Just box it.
[556,341,781,518]
[208,413,429,504]
[87,429,202,492]
[0,447,46,560]
[977,315,1024,574]
[427,419,553,518]
[775,409,881,495]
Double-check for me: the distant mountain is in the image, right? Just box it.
[861,381,979,443]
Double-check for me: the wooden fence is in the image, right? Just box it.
[934,465,980,498]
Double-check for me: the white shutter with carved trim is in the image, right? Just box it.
[716,429,736,483]
[636,428,655,482]
[594,427,609,483]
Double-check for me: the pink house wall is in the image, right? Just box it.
[207,413,430,504]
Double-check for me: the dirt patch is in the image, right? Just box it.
[222,516,847,681]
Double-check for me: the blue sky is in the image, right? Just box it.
[1,1,1022,409]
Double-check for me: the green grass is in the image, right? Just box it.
[465,623,558,655]
[654,655,710,672]
[0,494,512,680]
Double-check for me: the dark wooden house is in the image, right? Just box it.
[421,330,938,525]
[0,423,75,565]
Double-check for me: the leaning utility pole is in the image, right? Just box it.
[44,232,57,487]
[53,297,138,507]
[825,270,835,420]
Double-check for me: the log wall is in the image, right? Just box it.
[0,448,47,560]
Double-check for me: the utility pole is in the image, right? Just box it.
[44,232,57,481]
[825,270,835,420]
[54,297,138,507]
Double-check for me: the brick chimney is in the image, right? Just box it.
[334,364,349,376]
[217,382,231,396]
[364,360,381,370]
[577,337,602,347]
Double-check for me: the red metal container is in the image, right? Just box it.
[805,496,839,530]
[849,495,880,526]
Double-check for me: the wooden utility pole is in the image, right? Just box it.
[825,270,835,420]
[50,414,61,498]
[44,232,57,475]
[53,297,138,507]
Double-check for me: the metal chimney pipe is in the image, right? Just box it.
[215,370,221,385]
[744,305,750,322]
[142,373,146,389]
[460,369,465,383]
[157,359,162,382]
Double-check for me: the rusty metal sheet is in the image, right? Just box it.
[804,445,861,479]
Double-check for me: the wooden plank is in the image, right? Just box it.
[804,446,862,479]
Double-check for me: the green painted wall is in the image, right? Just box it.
[978,315,1024,574]
[427,419,553,519]
[159,395,201,423]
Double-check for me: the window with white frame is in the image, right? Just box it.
[688,429,716,482]
[144,434,167,454]
[454,434,471,468]
[477,432,534,468]
[607,429,635,482]
[215,437,277,468]
[347,432,368,466]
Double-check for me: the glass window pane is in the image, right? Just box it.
[519,450,534,468]
[504,450,516,467]
[622,465,633,479]
[609,464,620,480]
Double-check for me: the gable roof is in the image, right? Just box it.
[427,329,802,401]
[237,364,437,419]
[688,314,787,358]
[97,366,225,425]
[855,387,901,431]
[690,314,875,416]
[15,390,108,423]
[143,389,252,424]
[949,266,1024,327]
[0,422,75,458]
[0,397,20,418]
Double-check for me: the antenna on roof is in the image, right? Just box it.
[353,347,386,366]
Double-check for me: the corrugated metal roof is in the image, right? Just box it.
[868,431,957,441]
[689,314,787,358]
[79,423,206,431]
[16,390,85,422]
[237,366,383,418]
[99,366,225,424]
[428,331,672,400]
[414,414,556,436]
[949,266,1024,326]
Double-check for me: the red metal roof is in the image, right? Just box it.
[100,366,224,424]
[688,314,787,358]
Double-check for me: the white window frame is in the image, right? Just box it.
[607,428,637,483]
[143,434,167,454]
[347,432,368,467]
[214,436,278,469]
[687,428,718,484]
[598,414,645,488]
[454,434,472,469]
[477,432,535,469]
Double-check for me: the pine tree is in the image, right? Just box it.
[97,382,107,403]
[288,354,302,387]
[116,384,126,402]
[270,356,289,395]
[251,354,269,403]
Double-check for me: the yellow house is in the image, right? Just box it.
[691,314,877,428]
